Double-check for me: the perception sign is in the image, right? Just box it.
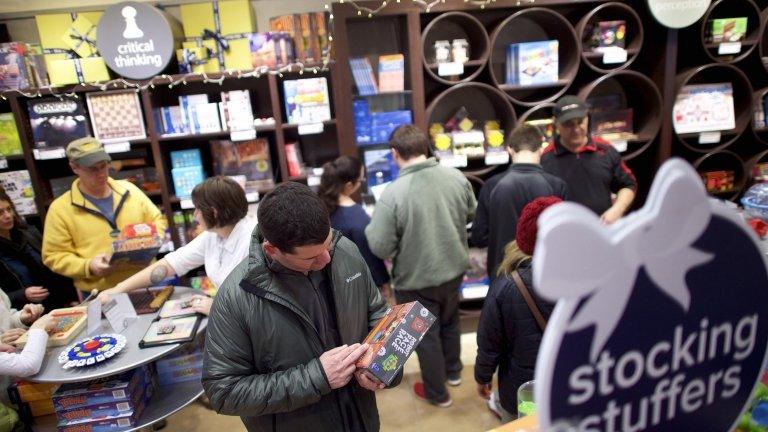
[97,2,176,79]
[533,158,768,431]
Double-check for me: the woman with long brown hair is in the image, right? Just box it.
[0,187,78,312]
[318,155,391,298]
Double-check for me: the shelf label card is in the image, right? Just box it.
[485,152,510,165]
[718,42,742,55]
[602,47,628,64]
[439,154,468,168]
[104,141,131,153]
[180,199,194,209]
[87,299,102,335]
[245,192,259,203]
[462,284,489,300]
[103,293,137,333]
[699,131,722,144]
[0,158,8,169]
[230,129,257,141]
[33,148,66,160]
[611,140,628,153]
[298,122,324,135]
[438,62,464,77]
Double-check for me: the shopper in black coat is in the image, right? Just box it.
[0,188,78,311]
[475,196,561,422]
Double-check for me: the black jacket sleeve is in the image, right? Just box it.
[349,225,390,287]
[609,150,638,192]
[470,182,492,248]
[474,278,510,384]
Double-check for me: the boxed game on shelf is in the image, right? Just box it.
[752,162,768,181]
[378,54,405,93]
[0,170,36,215]
[27,95,90,149]
[212,139,275,192]
[0,42,32,90]
[585,21,627,53]
[282,77,332,124]
[349,57,378,96]
[590,109,636,141]
[353,98,412,145]
[700,170,735,193]
[285,142,305,178]
[524,118,555,148]
[673,83,736,134]
[154,342,203,385]
[219,90,254,132]
[707,17,748,44]
[157,106,189,136]
[178,94,221,134]
[506,40,559,86]
[86,90,146,143]
[248,32,295,69]
[170,149,205,197]
[363,148,399,187]
[269,13,328,63]
[0,113,22,156]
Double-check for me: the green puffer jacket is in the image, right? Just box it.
[202,227,393,432]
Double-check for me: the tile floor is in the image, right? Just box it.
[165,332,503,432]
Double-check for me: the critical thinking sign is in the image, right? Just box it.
[533,158,768,432]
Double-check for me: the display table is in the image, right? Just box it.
[27,287,208,431]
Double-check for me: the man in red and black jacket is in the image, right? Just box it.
[541,95,637,224]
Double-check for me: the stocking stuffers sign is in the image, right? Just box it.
[533,158,768,431]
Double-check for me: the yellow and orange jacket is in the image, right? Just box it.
[42,177,166,293]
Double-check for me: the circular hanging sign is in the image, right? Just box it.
[647,0,711,29]
[97,1,176,79]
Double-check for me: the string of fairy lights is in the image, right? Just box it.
[0,0,520,100]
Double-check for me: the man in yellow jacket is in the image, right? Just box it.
[43,137,166,294]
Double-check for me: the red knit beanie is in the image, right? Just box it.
[516,196,563,256]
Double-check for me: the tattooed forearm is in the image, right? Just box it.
[149,264,168,285]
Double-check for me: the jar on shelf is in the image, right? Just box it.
[452,39,470,64]
[435,40,451,63]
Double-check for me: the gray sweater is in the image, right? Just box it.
[365,158,476,290]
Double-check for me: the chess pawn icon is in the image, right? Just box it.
[122,6,144,39]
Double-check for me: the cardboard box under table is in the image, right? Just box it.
[180,0,255,72]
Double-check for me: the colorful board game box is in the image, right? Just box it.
[0,113,22,157]
[211,139,275,192]
[56,382,152,426]
[356,301,436,386]
[506,40,559,86]
[56,387,151,432]
[0,42,31,90]
[52,366,150,412]
[27,96,90,149]
[673,83,736,134]
[171,166,206,198]
[282,77,332,124]
[710,17,748,43]
[0,170,36,216]
[86,90,146,143]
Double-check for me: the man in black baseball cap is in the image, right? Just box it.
[541,95,637,224]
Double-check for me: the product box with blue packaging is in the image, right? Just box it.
[170,149,203,169]
[172,166,206,197]
[52,366,150,412]
[370,110,412,144]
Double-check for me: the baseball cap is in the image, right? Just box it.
[66,137,111,167]
[553,95,589,123]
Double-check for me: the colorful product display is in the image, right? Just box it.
[0,170,37,216]
[211,139,275,193]
[282,77,332,124]
[269,13,329,64]
[708,17,748,43]
[586,21,626,52]
[673,83,736,134]
[506,40,559,86]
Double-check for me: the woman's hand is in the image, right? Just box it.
[1,328,26,344]
[19,304,44,326]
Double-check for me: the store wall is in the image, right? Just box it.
[0,0,328,43]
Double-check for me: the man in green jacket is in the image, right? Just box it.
[203,182,395,432]
[365,125,477,407]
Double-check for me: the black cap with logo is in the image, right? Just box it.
[553,95,589,123]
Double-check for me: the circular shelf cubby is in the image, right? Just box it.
[422,12,490,85]
[576,2,644,74]
[700,0,763,64]
[425,82,516,171]
[674,64,753,153]
[752,87,768,145]
[577,71,662,160]
[759,7,768,74]
[692,150,747,201]
[746,149,768,182]
[489,8,580,107]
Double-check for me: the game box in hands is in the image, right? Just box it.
[27,96,90,149]
[13,306,88,348]
[86,90,146,143]
[109,223,162,266]
[356,301,436,386]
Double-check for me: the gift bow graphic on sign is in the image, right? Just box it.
[533,158,714,361]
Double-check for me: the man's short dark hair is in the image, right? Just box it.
[507,124,545,153]
[390,124,430,160]
[191,176,248,228]
[257,182,330,253]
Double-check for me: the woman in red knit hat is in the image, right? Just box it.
[474,195,562,422]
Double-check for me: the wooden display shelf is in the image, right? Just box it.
[577,2,644,73]
[498,79,570,92]
[699,0,763,63]
[425,59,486,70]
[281,119,337,129]
[422,11,490,85]
[354,90,413,98]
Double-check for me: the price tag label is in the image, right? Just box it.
[438,62,464,77]
[33,148,66,160]
[180,199,194,209]
[699,131,722,144]
[718,42,742,55]
[611,140,628,152]
[439,154,468,168]
[602,47,628,64]
[0,158,8,169]
[104,141,130,153]
[484,152,510,165]
[230,129,257,141]
[462,284,489,300]
[102,293,137,333]
[245,192,259,203]
[298,123,324,135]
[307,175,322,187]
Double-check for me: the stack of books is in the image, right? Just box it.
[349,54,405,96]
[269,13,329,63]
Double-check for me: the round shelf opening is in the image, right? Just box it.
[746,148,768,182]
[577,2,644,74]
[425,82,516,169]
[422,12,490,85]
[674,63,754,152]
[693,150,746,201]
[758,7,768,74]
[701,0,762,63]
[578,71,662,160]
[751,87,768,145]
[489,8,579,107]
[518,103,556,148]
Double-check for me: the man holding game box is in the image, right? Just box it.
[203,182,398,432]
